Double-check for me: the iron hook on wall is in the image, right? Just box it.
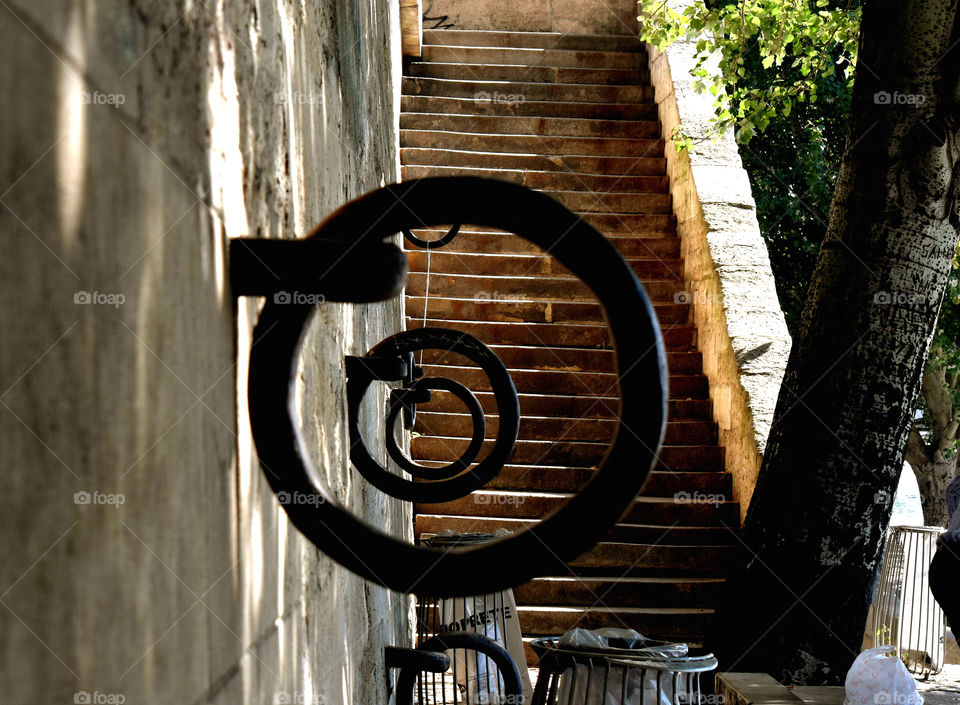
[232,177,668,598]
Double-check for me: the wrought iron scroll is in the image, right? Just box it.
[233,177,668,598]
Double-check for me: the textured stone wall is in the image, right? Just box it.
[647,22,792,521]
[421,0,639,35]
[0,2,409,705]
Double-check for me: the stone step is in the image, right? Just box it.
[399,112,661,139]
[423,30,646,52]
[578,212,678,232]
[405,318,697,350]
[405,228,679,256]
[413,414,717,446]
[402,95,659,122]
[403,76,654,104]
[417,492,735,524]
[415,514,735,545]
[514,605,712,640]
[401,128,663,158]
[411,439,724,472]
[407,250,680,278]
[487,466,731,495]
[416,537,726,575]
[400,147,666,174]
[401,166,670,194]
[513,576,723,608]
[406,272,683,302]
[420,44,649,70]
[406,297,689,325]
[572,542,729,571]
[413,364,708,398]
[421,391,713,421]
[416,347,703,375]
[407,61,650,86]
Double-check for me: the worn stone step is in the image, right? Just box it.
[406,297,689,325]
[406,318,696,349]
[513,576,723,607]
[407,273,683,302]
[401,147,666,175]
[411,439,724,472]
[400,112,661,139]
[407,61,650,86]
[401,94,659,120]
[409,187,675,215]
[414,414,717,445]
[420,389,712,420]
[420,44,648,70]
[415,466,731,495]
[515,605,712,640]
[407,251,680,279]
[417,540,726,574]
[401,166,670,194]
[414,364,708,398]
[403,76,654,104]
[401,128,663,159]
[579,212,678,232]
[416,346,703,375]
[550,189,674,213]
[417,491,735,524]
[423,30,646,52]
[405,229,680,260]
[572,542,729,571]
[488,467,731,496]
[415,513,735,546]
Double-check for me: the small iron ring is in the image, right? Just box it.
[385,376,486,480]
[403,223,461,249]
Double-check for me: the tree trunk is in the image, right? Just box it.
[906,364,959,527]
[913,458,956,526]
[710,0,960,685]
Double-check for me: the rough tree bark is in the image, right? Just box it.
[710,0,960,685]
[906,354,959,527]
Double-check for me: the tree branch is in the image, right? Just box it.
[906,421,932,469]
[922,365,952,437]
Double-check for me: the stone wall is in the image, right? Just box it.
[647,27,792,521]
[421,0,639,35]
[0,2,409,705]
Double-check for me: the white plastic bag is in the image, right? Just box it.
[844,646,922,705]
[436,589,533,704]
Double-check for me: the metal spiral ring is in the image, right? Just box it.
[347,327,518,503]
[385,376,486,481]
[247,176,667,596]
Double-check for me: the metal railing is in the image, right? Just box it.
[873,525,946,678]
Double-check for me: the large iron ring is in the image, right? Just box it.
[247,177,667,596]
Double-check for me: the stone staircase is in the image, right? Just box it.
[400,29,736,664]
